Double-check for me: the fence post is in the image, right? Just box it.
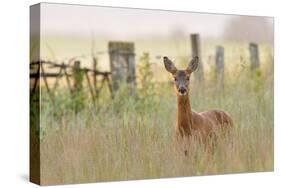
[40,63,55,106]
[92,57,98,94]
[72,60,84,112]
[108,41,136,93]
[249,43,260,70]
[128,50,136,89]
[215,46,224,88]
[190,34,204,82]
[73,61,83,92]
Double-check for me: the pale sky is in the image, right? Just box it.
[40,3,238,39]
[36,3,273,76]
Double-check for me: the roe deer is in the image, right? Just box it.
[163,56,233,144]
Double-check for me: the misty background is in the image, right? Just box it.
[38,3,273,73]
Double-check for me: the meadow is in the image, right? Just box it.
[36,40,274,185]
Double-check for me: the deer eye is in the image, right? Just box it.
[174,77,178,81]
[186,77,190,81]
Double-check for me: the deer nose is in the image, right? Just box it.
[178,87,187,94]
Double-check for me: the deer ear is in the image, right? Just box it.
[187,56,199,73]
[163,56,177,74]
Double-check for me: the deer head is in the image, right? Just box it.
[163,56,199,96]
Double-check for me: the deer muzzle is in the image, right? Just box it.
[178,86,187,95]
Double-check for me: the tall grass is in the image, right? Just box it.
[38,52,273,185]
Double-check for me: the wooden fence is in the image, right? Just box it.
[30,35,264,110]
[189,34,261,88]
[30,59,112,111]
[30,41,137,111]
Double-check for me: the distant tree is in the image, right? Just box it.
[224,16,273,43]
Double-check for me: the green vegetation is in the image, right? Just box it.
[38,44,273,185]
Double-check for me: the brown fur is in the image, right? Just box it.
[163,56,233,143]
[176,93,233,143]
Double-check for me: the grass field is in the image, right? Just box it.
[33,39,274,185]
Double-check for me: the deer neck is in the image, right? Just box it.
[177,93,193,136]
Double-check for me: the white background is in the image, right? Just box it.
[0,0,279,187]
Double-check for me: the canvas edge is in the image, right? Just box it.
[30,3,41,185]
